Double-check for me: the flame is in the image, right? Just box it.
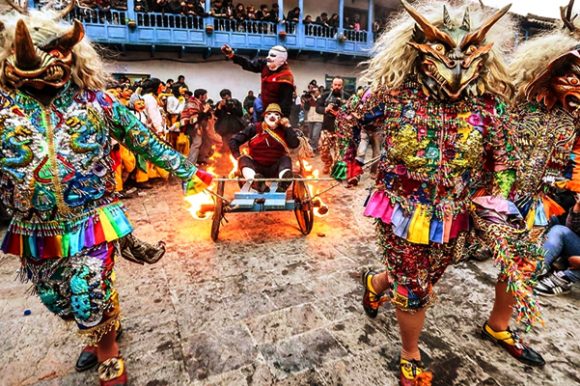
[299,160,328,218]
[228,154,238,179]
[185,191,214,220]
[184,150,221,221]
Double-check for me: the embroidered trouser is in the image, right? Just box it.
[320,130,338,170]
[377,221,454,310]
[27,242,120,344]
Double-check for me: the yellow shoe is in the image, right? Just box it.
[361,270,386,318]
[399,358,432,386]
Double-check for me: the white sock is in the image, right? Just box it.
[242,167,256,181]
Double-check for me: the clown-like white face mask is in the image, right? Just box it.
[264,111,281,128]
[266,46,288,71]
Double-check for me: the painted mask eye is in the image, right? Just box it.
[49,49,64,58]
[431,43,445,53]
[465,45,477,55]
[570,77,579,85]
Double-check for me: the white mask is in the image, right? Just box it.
[266,45,288,71]
[264,112,280,128]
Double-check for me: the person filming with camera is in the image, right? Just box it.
[215,88,245,153]
[301,80,324,154]
[316,76,350,173]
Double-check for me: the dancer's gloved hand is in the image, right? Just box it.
[183,169,214,196]
[221,44,234,59]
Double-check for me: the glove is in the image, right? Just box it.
[183,169,214,196]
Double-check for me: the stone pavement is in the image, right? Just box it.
[0,168,579,386]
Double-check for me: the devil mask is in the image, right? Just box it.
[402,0,511,100]
[526,48,580,114]
[1,1,82,91]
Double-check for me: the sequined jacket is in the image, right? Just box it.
[509,102,579,227]
[362,78,513,245]
[0,83,198,259]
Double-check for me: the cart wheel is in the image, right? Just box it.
[211,179,225,242]
[293,179,314,235]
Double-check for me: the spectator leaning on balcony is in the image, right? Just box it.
[317,76,350,173]
[287,7,300,23]
[222,44,295,121]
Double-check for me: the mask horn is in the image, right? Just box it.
[400,0,455,47]
[57,0,77,20]
[560,0,577,34]
[443,5,452,29]
[461,4,511,47]
[55,19,85,51]
[5,0,29,15]
[14,19,40,70]
[460,7,470,31]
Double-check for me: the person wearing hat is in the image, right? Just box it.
[221,44,295,121]
[229,103,300,193]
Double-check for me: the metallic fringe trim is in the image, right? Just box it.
[79,313,120,346]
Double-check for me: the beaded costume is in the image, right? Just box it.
[508,26,580,229]
[0,6,211,350]
[345,1,542,329]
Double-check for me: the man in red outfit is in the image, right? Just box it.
[221,44,295,120]
[229,103,299,192]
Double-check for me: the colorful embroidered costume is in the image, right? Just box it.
[508,32,580,229]
[362,79,512,308]
[0,6,211,385]
[347,2,546,383]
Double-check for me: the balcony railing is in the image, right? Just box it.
[59,6,373,56]
[136,13,204,29]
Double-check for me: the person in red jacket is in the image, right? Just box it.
[221,44,295,120]
[229,103,299,193]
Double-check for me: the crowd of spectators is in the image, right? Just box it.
[64,0,371,40]
[105,74,248,195]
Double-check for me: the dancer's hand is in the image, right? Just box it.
[183,169,214,196]
[221,44,234,58]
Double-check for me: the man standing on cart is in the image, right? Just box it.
[229,103,299,193]
[221,44,295,121]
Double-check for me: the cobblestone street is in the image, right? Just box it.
[1,164,579,386]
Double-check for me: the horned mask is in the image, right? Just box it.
[401,0,511,100]
[1,0,84,90]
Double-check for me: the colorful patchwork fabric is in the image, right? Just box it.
[377,220,454,311]
[33,243,117,329]
[509,102,579,227]
[0,83,198,259]
[361,77,514,245]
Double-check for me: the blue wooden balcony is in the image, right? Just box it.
[56,0,375,58]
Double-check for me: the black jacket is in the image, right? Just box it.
[214,98,245,136]
[316,90,351,132]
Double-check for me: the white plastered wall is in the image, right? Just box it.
[105,57,365,101]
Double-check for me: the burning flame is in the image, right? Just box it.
[184,150,226,221]
[299,160,328,218]
[185,191,214,220]
[229,154,239,179]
